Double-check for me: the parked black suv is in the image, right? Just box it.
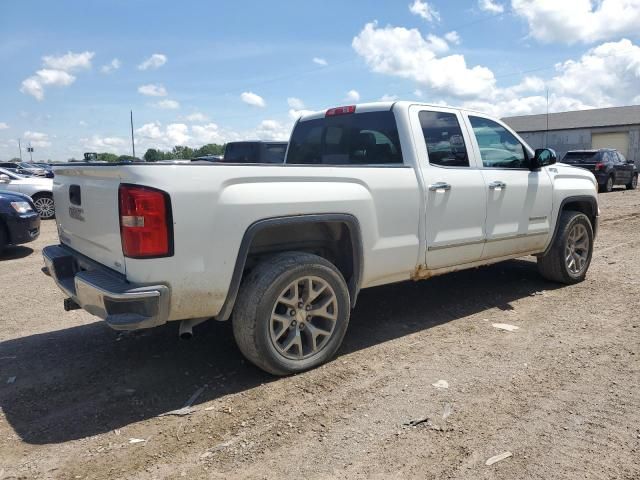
[223,141,287,163]
[562,149,638,192]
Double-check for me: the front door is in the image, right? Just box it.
[464,114,553,259]
[410,106,487,270]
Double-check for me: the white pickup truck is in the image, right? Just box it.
[43,101,598,375]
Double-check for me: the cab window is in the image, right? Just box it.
[469,116,528,169]
[419,111,469,167]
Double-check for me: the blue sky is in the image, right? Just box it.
[1,0,639,160]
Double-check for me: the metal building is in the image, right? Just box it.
[503,105,640,166]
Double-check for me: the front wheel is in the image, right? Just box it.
[537,211,594,284]
[626,174,638,190]
[233,252,351,376]
[33,193,55,219]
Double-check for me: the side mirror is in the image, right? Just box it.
[532,148,557,170]
[0,174,10,184]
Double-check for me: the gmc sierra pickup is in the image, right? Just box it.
[43,101,599,375]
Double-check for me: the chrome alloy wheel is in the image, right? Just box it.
[565,223,590,275]
[34,196,55,219]
[269,276,338,360]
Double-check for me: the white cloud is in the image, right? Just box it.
[0,122,9,130]
[409,0,440,22]
[444,31,461,45]
[479,0,504,14]
[288,108,315,120]
[287,97,305,109]
[20,69,76,100]
[20,51,92,100]
[512,0,640,44]
[312,57,328,66]
[138,84,168,97]
[42,51,94,71]
[192,123,223,144]
[136,122,190,149]
[346,89,360,101]
[101,58,121,74]
[380,94,398,101]
[184,112,208,122]
[138,53,167,70]
[549,39,640,106]
[414,89,424,97]
[82,135,127,153]
[24,131,51,148]
[153,99,180,109]
[353,22,495,98]
[241,91,266,107]
[461,40,640,117]
[255,120,290,141]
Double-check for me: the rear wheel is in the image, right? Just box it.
[233,252,351,375]
[626,174,638,190]
[601,175,614,193]
[32,193,55,219]
[0,223,7,254]
[537,211,593,284]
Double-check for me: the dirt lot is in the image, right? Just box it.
[1,188,639,480]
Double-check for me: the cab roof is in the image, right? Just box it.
[296,101,487,122]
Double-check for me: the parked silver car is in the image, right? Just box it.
[0,167,54,219]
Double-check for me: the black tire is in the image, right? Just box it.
[32,192,55,219]
[626,174,638,190]
[537,211,594,284]
[232,252,351,376]
[601,175,614,193]
[0,223,7,255]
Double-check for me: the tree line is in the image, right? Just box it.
[68,143,226,163]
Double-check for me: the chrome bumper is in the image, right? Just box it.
[43,245,170,331]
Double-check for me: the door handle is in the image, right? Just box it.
[488,181,507,190]
[428,182,451,192]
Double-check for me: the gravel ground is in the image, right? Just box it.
[1,188,639,480]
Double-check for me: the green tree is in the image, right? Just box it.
[144,148,162,162]
[195,143,224,157]
[97,153,119,163]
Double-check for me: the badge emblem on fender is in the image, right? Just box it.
[69,206,85,221]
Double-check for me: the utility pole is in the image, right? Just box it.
[130,110,136,159]
[18,138,23,161]
[545,88,550,148]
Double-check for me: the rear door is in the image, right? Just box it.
[613,152,631,184]
[409,106,487,269]
[53,166,127,274]
[464,114,553,259]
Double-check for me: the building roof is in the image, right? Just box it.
[502,104,640,132]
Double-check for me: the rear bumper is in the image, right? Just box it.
[43,244,170,331]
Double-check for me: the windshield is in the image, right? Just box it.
[286,111,403,165]
[0,167,24,179]
[563,152,600,163]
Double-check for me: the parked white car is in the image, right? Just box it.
[43,101,598,375]
[0,167,55,219]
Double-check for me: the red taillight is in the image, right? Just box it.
[118,185,172,258]
[326,105,356,117]
[594,162,604,171]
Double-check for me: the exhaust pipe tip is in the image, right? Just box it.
[178,318,209,340]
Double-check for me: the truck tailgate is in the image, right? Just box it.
[53,166,126,274]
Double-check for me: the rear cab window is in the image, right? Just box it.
[286,111,403,165]
[224,142,259,163]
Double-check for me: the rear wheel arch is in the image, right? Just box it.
[217,214,364,321]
